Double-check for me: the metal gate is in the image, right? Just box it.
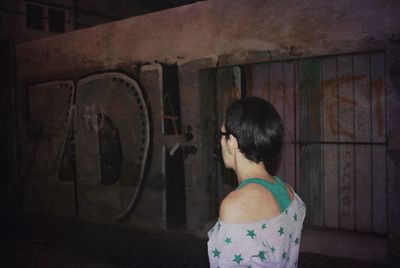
[218,51,387,234]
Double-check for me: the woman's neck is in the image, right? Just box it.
[234,156,274,184]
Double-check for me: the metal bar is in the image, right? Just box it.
[336,55,341,229]
[369,53,374,231]
[320,57,326,228]
[268,63,271,100]
[352,54,356,231]
[295,141,387,145]
[383,50,389,234]
[282,62,287,179]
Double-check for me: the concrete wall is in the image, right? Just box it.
[14,0,400,261]
[16,0,400,78]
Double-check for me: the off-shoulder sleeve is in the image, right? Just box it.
[207,193,306,268]
[208,220,280,268]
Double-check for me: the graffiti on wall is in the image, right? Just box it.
[81,102,108,133]
[340,149,353,219]
[28,73,150,219]
[267,75,385,141]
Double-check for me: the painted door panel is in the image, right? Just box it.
[244,52,387,234]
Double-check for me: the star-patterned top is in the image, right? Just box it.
[208,192,306,268]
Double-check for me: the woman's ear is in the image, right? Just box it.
[228,134,239,150]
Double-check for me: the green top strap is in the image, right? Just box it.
[236,176,292,212]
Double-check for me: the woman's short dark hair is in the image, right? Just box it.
[225,96,283,174]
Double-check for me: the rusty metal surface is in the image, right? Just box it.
[75,73,150,220]
[26,73,150,221]
[27,80,75,216]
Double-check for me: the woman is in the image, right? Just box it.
[208,97,306,268]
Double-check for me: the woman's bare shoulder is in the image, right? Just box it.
[219,191,243,223]
[219,184,281,223]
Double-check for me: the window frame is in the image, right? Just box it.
[23,1,73,33]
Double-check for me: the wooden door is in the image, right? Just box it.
[216,67,242,202]
[244,52,387,234]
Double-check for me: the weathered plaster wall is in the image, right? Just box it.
[16,0,400,79]
[14,0,400,261]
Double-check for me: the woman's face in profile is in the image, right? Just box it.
[220,124,233,169]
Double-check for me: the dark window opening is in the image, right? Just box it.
[48,8,65,33]
[26,4,44,30]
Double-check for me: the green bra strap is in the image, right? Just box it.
[236,177,292,212]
